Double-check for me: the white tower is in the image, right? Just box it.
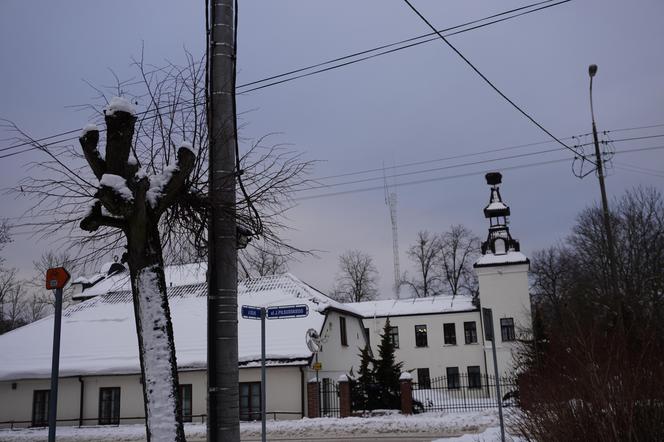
[474,172,532,376]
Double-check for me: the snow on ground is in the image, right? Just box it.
[433,426,525,441]
[0,410,507,441]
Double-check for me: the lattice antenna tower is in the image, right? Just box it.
[383,164,401,299]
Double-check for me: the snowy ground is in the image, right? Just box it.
[0,410,524,441]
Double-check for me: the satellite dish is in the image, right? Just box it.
[306,328,321,353]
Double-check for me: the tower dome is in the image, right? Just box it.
[475,172,528,266]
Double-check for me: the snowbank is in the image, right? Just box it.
[0,410,508,441]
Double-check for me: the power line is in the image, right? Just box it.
[237,0,572,94]
[9,144,664,234]
[0,0,570,157]
[310,132,664,186]
[295,144,664,201]
[237,0,560,90]
[401,0,595,167]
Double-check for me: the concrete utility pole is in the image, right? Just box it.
[208,0,240,440]
[588,64,618,295]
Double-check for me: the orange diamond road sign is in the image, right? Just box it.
[313,362,322,371]
[45,267,71,290]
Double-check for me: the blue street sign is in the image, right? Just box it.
[267,304,309,319]
[241,305,262,320]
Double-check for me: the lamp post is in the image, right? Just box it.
[588,64,618,295]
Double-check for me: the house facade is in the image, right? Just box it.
[352,172,532,388]
[0,271,366,428]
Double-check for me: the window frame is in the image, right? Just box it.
[417,368,431,389]
[500,317,516,342]
[443,323,457,345]
[179,384,193,423]
[31,390,49,427]
[467,366,482,389]
[414,324,428,347]
[239,382,262,421]
[340,316,348,346]
[98,387,121,425]
[464,321,478,344]
[446,367,460,390]
[388,326,400,348]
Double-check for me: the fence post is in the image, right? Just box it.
[307,379,320,418]
[338,375,351,418]
[399,372,413,415]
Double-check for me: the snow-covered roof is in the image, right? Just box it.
[347,295,476,318]
[73,262,207,299]
[474,251,529,267]
[0,271,355,381]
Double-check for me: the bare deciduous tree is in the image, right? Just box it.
[515,187,664,441]
[437,225,480,297]
[401,230,442,298]
[6,54,313,441]
[28,250,80,312]
[240,245,289,279]
[332,250,379,302]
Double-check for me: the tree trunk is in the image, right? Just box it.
[126,222,185,442]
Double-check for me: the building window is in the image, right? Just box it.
[179,384,192,423]
[464,321,478,344]
[364,328,370,347]
[98,387,121,425]
[340,316,348,346]
[32,390,49,427]
[239,382,261,421]
[415,325,428,347]
[443,323,456,345]
[417,368,431,389]
[446,367,460,390]
[388,326,399,348]
[500,318,516,342]
[468,366,482,389]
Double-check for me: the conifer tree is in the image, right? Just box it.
[354,344,378,411]
[374,318,403,409]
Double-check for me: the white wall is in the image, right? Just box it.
[0,366,307,428]
[0,377,80,428]
[476,262,532,376]
[315,310,366,381]
[362,311,488,382]
[239,366,304,420]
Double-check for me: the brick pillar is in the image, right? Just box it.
[400,372,413,415]
[338,375,351,418]
[307,380,320,418]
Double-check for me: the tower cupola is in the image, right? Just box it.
[480,172,521,256]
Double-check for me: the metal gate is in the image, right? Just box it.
[319,378,340,417]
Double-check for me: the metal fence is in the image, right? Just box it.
[412,373,517,412]
[0,411,305,430]
[319,378,340,418]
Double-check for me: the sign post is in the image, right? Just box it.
[242,304,309,442]
[242,305,266,442]
[260,307,266,442]
[45,267,70,442]
[482,307,505,442]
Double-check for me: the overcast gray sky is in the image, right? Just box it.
[1,0,662,297]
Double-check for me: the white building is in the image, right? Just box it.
[0,269,366,428]
[351,172,532,388]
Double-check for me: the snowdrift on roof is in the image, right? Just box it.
[0,272,354,381]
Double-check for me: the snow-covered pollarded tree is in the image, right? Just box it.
[79,97,191,440]
[7,55,312,441]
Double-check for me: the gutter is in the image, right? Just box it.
[78,376,84,427]
[299,366,305,418]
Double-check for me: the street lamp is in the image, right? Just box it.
[588,64,618,294]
